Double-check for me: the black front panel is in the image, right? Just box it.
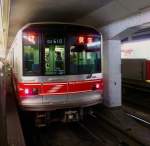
[23,24,101,76]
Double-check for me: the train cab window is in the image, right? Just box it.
[23,32,40,75]
[44,34,65,75]
[69,35,101,74]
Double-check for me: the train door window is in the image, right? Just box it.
[23,32,40,75]
[44,45,65,75]
[44,34,65,75]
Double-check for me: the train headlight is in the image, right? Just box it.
[92,83,100,90]
[96,83,100,89]
[24,88,38,95]
[18,83,41,97]
[24,88,29,95]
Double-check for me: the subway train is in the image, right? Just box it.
[7,23,103,122]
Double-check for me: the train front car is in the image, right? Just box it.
[12,23,103,122]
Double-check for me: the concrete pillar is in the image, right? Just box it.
[103,40,121,107]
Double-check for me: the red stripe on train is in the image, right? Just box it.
[17,79,104,97]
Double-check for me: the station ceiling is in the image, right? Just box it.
[2,0,150,56]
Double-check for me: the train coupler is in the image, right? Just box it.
[63,110,80,122]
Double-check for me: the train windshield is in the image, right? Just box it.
[23,27,101,76]
[69,35,101,74]
[23,32,40,75]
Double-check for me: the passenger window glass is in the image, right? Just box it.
[23,33,40,75]
[44,34,65,75]
[45,45,65,75]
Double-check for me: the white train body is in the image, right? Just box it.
[7,23,103,111]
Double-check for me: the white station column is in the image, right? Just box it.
[102,40,121,107]
[98,9,150,107]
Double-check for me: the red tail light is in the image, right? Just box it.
[17,83,41,97]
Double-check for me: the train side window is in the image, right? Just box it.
[23,33,40,75]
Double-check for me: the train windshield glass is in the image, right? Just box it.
[69,35,101,74]
[23,32,40,75]
[23,29,101,76]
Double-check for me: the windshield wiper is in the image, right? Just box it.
[86,69,93,79]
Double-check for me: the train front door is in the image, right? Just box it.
[44,45,65,75]
[42,44,68,105]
